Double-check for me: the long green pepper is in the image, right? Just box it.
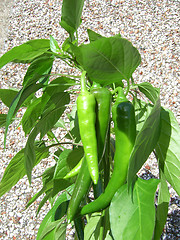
[77,71,99,184]
[81,87,136,215]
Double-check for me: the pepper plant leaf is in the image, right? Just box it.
[60,0,84,35]
[109,178,159,240]
[0,39,50,68]
[0,142,49,197]
[37,186,73,239]
[4,83,44,147]
[71,37,141,86]
[155,108,180,195]
[153,171,170,240]
[0,88,19,107]
[138,82,160,104]
[128,95,161,190]
[87,29,103,42]
[23,56,54,87]
[24,92,70,182]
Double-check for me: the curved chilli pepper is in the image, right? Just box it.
[67,157,91,222]
[77,72,99,184]
[81,87,136,215]
[63,158,83,179]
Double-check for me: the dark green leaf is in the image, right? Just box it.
[87,29,103,42]
[55,201,69,221]
[109,178,159,240]
[0,114,7,127]
[60,0,84,34]
[50,35,61,54]
[138,82,160,104]
[37,191,53,215]
[0,39,50,68]
[26,186,47,209]
[153,171,170,240]
[128,97,161,189]
[155,108,180,195]
[0,142,49,197]
[0,88,19,107]
[72,37,141,86]
[23,56,54,87]
[21,97,43,135]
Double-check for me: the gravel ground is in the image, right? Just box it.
[0,0,180,239]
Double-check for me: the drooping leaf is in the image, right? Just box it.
[0,142,49,197]
[138,82,160,104]
[153,171,170,240]
[0,88,19,107]
[128,96,161,190]
[0,39,50,68]
[60,0,84,35]
[155,108,180,195]
[23,56,54,87]
[109,178,159,240]
[72,37,141,86]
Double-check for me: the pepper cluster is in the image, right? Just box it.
[66,71,136,222]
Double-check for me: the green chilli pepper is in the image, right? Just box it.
[63,158,83,179]
[81,87,136,215]
[90,82,111,161]
[77,72,99,184]
[67,157,91,222]
[91,82,112,197]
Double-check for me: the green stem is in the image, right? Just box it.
[47,142,83,149]
[80,71,87,92]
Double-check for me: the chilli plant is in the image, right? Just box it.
[0,0,180,239]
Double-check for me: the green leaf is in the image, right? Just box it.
[60,0,84,34]
[4,83,43,147]
[26,186,47,209]
[0,39,50,68]
[134,99,153,133]
[155,108,180,195]
[54,147,84,180]
[72,37,141,86]
[54,220,67,240]
[23,56,54,87]
[0,88,19,107]
[153,171,170,240]
[37,187,73,240]
[138,82,160,104]
[0,142,49,197]
[21,97,43,135]
[84,213,102,240]
[109,178,159,240]
[55,201,69,221]
[24,92,70,182]
[50,35,61,54]
[0,114,7,127]
[45,77,76,95]
[128,96,161,189]
[87,29,103,42]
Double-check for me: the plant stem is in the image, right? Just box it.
[80,71,87,92]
